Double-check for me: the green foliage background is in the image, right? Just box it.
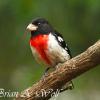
[0,0,100,100]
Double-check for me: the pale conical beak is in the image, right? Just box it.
[27,24,38,31]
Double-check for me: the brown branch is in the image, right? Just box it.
[15,40,100,100]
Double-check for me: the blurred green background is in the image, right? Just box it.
[0,0,100,100]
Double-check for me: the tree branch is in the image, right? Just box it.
[15,40,100,100]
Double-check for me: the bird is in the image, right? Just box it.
[27,18,73,90]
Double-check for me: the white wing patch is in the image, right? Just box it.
[58,36,64,42]
[65,47,68,50]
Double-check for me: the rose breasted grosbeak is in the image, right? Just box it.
[27,18,73,89]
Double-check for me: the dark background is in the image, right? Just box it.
[0,0,100,100]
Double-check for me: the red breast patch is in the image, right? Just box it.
[30,34,51,65]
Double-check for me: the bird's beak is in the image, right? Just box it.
[27,23,38,31]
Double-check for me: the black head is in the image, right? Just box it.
[27,18,54,36]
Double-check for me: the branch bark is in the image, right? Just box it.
[15,40,100,100]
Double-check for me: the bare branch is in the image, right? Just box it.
[15,40,100,100]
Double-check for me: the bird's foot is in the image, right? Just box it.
[61,81,74,92]
[67,81,74,90]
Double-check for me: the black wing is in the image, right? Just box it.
[52,30,72,58]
